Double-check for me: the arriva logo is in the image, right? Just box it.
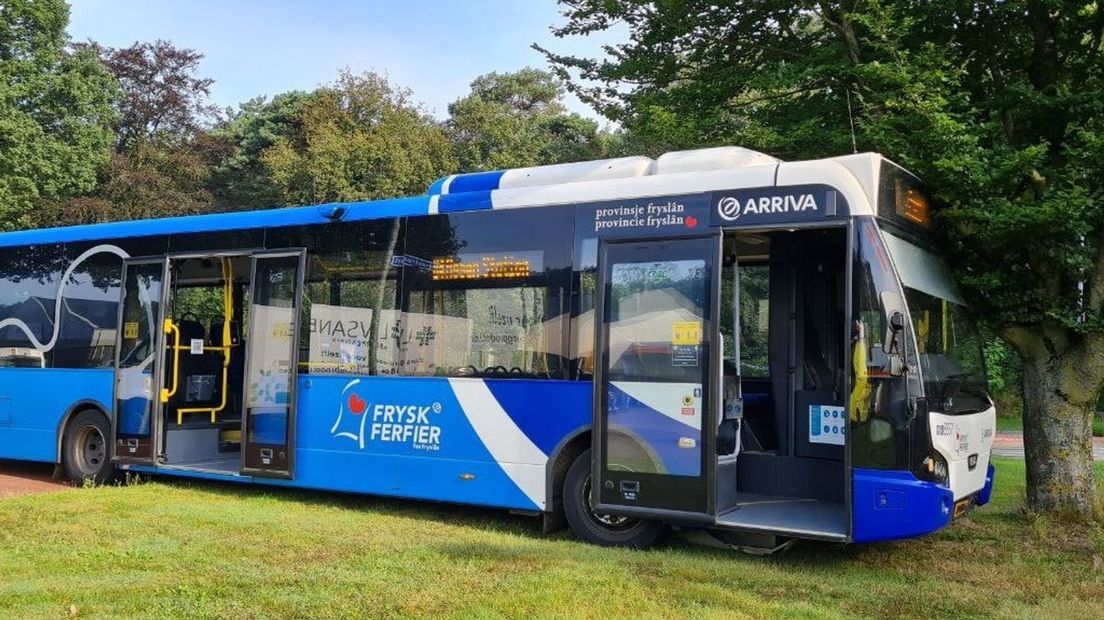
[331,378,443,451]
[717,193,818,221]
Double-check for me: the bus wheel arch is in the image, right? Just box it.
[55,399,111,462]
[561,448,665,548]
[60,406,115,486]
[545,428,591,532]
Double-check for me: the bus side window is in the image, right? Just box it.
[401,208,572,380]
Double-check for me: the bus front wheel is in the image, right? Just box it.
[562,449,664,548]
[62,410,115,486]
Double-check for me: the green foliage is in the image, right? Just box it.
[37,39,222,226]
[216,71,455,207]
[448,68,606,171]
[209,92,315,210]
[984,337,1022,397]
[40,141,214,226]
[0,0,116,230]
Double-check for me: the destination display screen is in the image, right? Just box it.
[880,162,934,232]
[430,251,541,281]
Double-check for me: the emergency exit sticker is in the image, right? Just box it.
[672,321,702,345]
[810,405,846,446]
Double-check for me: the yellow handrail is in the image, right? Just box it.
[161,319,181,403]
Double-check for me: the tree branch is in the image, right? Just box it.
[811,1,862,65]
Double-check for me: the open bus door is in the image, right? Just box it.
[240,250,305,478]
[592,235,720,519]
[112,258,168,464]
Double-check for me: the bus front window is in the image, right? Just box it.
[880,229,990,415]
[904,289,989,414]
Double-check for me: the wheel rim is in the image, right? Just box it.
[581,475,636,531]
[73,424,106,477]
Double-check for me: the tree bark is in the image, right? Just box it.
[1018,344,1100,519]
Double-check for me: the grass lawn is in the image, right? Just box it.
[995,415,1023,433]
[995,414,1104,437]
[1,459,1102,619]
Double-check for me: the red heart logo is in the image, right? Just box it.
[348,394,367,415]
[685,215,698,228]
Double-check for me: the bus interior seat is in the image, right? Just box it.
[167,314,221,411]
[208,317,240,347]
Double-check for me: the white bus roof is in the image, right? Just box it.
[0,147,895,248]
[428,147,883,218]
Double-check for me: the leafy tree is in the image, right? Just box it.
[541,1,1104,519]
[44,40,220,225]
[39,141,213,224]
[256,71,455,205]
[448,68,606,171]
[0,0,116,230]
[208,91,315,211]
[88,39,220,149]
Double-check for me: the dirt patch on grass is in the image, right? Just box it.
[0,461,68,498]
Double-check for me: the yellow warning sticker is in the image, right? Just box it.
[123,321,139,339]
[671,321,701,345]
[272,322,291,341]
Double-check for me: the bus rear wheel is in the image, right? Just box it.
[562,449,664,548]
[62,410,115,486]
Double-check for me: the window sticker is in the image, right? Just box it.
[671,344,699,367]
[671,321,702,345]
[809,405,846,446]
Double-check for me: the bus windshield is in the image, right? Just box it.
[904,288,989,413]
[881,231,990,414]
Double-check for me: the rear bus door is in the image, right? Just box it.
[593,235,720,518]
[112,258,168,464]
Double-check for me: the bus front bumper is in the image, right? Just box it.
[852,469,954,543]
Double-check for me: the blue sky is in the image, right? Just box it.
[67,0,618,121]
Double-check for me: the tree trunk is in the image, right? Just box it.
[1020,351,1099,519]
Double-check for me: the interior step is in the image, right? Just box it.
[160,455,242,475]
[715,494,847,541]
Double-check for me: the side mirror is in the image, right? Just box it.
[890,311,906,335]
[888,311,908,376]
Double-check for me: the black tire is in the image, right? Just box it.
[62,410,115,485]
[562,449,665,548]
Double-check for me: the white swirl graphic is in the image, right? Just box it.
[0,244,130,352]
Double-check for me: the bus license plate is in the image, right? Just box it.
[953,497,973,519]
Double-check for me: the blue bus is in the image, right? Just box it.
[0,147,995,549]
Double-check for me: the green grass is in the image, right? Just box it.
[1,459,1102,620]
[995,414,1104,437]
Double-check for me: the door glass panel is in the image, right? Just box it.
[243,254,300,472]
[114,261,163,462]
[606,258,709,476]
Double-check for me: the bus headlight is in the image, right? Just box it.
[922,454,949,484]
